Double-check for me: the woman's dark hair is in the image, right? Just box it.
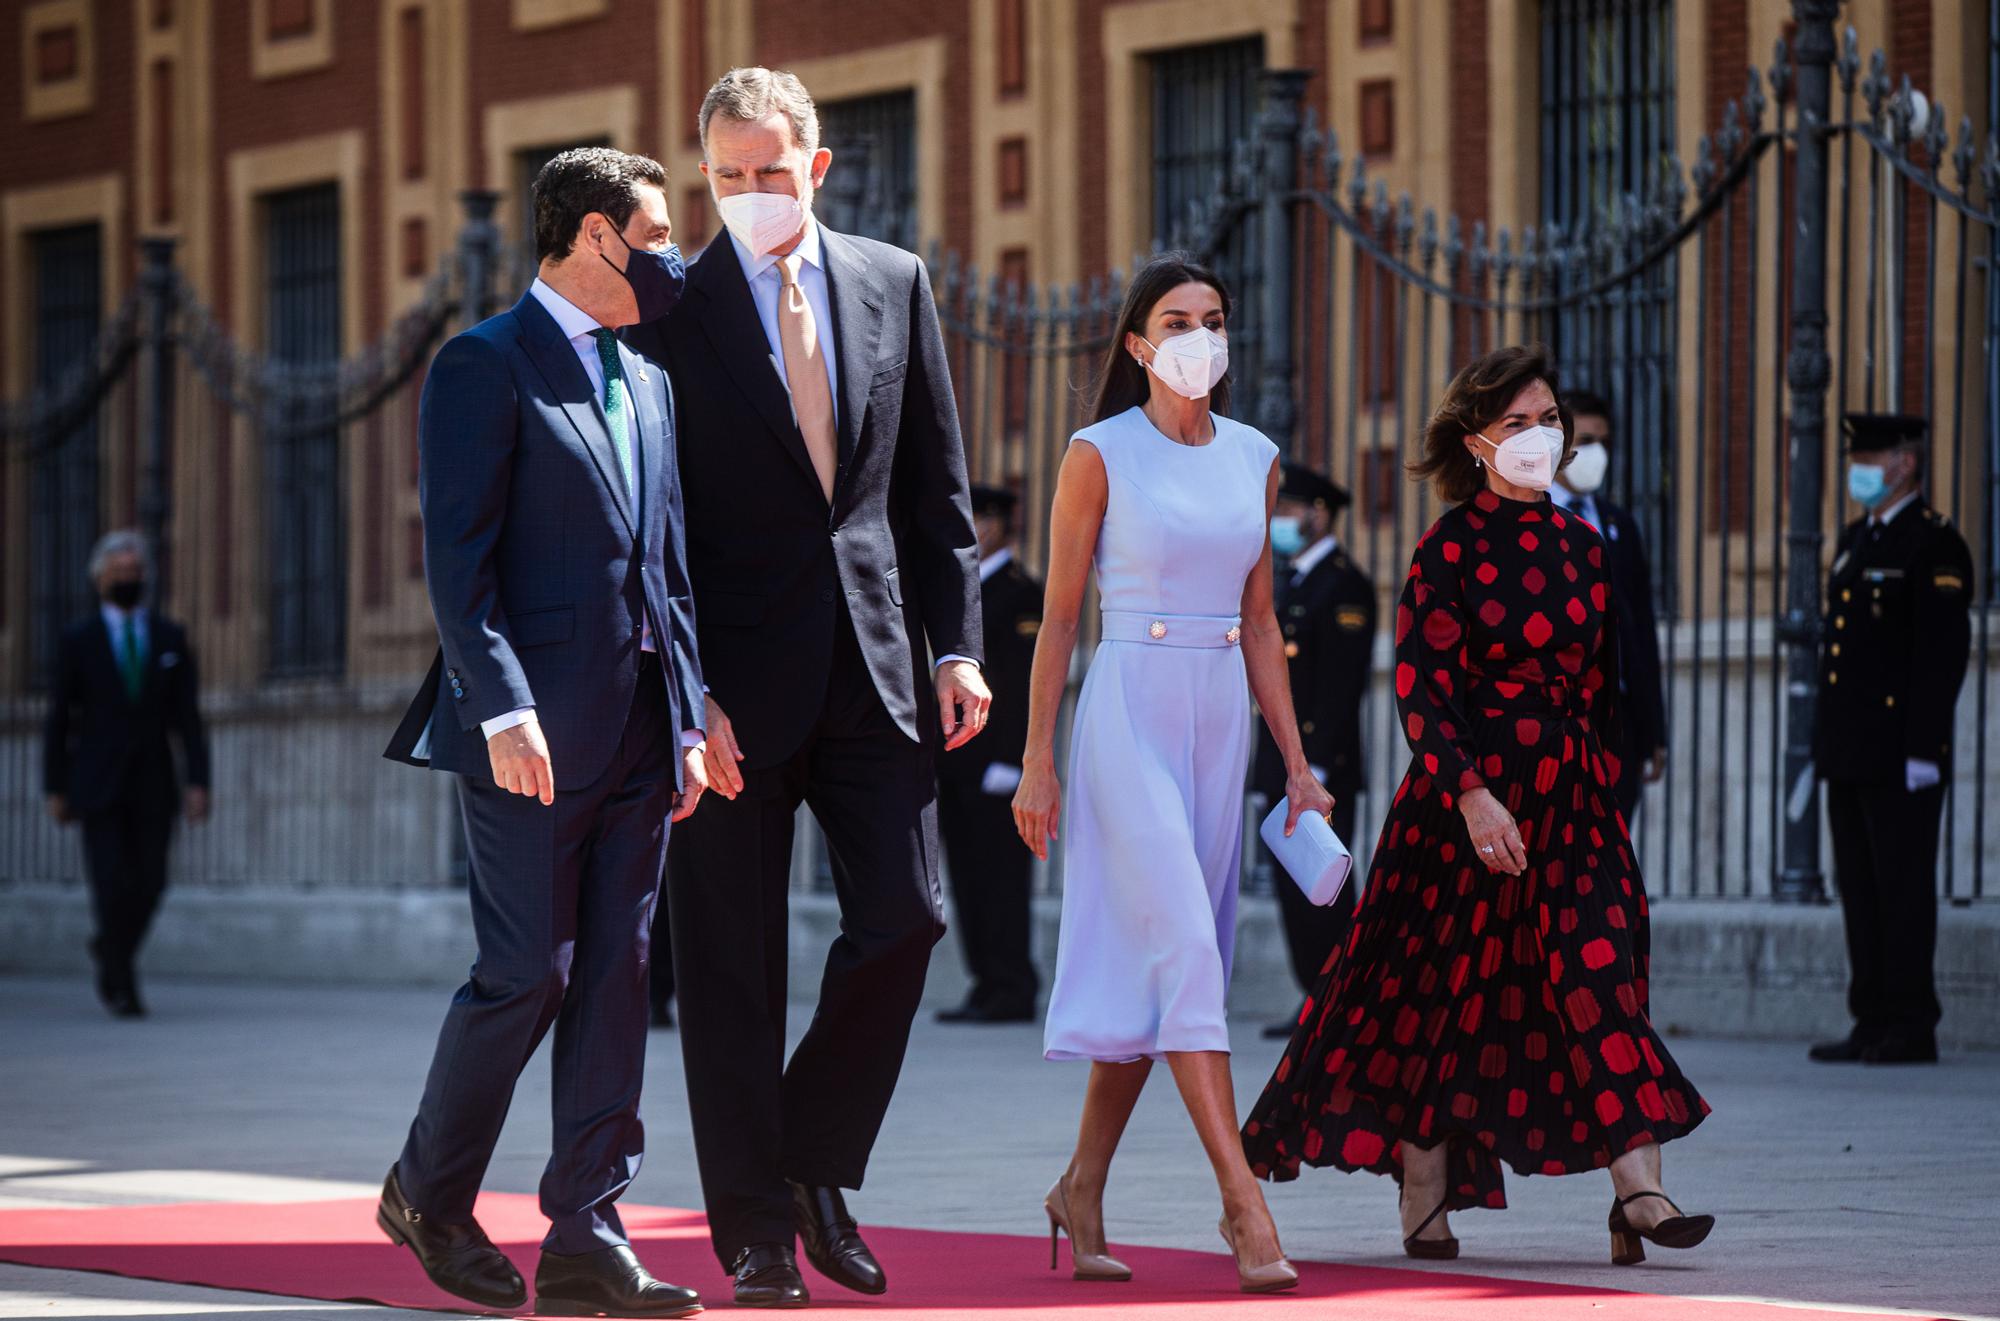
[1410,344,1567,504]
[1089,252,1232,422]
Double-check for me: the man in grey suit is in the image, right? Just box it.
[381,147,706,1318]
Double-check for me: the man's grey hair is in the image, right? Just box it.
[699,67,821,158]
[88,529,151,581]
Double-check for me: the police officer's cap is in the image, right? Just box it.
[1279,463,1351,513]
[1842,412,1928,455]
[969,484,1019,517]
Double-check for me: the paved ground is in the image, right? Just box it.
[0,975,1994,1320]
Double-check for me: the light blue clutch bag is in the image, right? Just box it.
[1259,797,1353,907]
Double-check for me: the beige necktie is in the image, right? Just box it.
[777,254,838,501]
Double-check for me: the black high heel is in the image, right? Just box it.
[1400,1194,1459,1261]
[1608,1191,1715,1265]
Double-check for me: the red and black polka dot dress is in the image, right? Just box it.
[1241,489,1708,1210]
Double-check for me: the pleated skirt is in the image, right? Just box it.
[1240,687,1709,1210]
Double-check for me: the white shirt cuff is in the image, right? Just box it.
[936,654,978,669]
[681,730,705,748]
[480,707,536,739]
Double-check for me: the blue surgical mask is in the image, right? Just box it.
[604,229,686,324]
[1848,462,1888,510]
[1270,515,1306,558]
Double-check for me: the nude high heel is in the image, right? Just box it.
[1218,1213,1300,1294]
[1044,1176,1132,1281]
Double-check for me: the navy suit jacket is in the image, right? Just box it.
[386,290,704,788]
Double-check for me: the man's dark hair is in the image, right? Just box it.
[532,147,668,264]
[1565,388,1614,440]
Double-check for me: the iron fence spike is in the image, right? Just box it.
[1838,26,1861,92]
[1745,68,1767,135]
[1956,116,1977,186]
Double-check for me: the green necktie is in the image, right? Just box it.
[119,617,144,700]
[589,329,637,520]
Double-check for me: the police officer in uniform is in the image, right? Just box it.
[936,486,1043,1023]
[1256,464,1374,1038]
[1810,413,1972,1065]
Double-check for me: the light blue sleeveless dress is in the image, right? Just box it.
[1043,405,1280,1062]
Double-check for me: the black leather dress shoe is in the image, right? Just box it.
[790,1183,885,1295]
[731,1244,809,1309]
[376,1165,526,1309]
[1863,1034,1939,1064]
[534,1243,701,1317]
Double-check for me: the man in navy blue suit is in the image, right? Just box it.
[1552,390,1668,820]
[381,147,706,1318]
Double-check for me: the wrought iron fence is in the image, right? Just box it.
[0,198,501,897]
[937,34,2000,905]
[7,22,1998,908]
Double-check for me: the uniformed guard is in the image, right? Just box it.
[1810,412,1973,1065]
[1256,463,1375,1038]
[937,485,1044,1023]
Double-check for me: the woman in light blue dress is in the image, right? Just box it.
[1012,254,1335,1293]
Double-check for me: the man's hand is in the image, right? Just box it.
[487,716,555,805]
[672,743,711,822]
[701,695,747,800]
[936,659,991,752]
[45,794,71,826]
[183,787,211,823]
[1644,746,1668,783]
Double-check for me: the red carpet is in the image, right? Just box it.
[0,1195,1932,1319]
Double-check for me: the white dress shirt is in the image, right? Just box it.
[978,546,1014,583]
[1870,488,1921,531]
[727,220,974,673]
[1286,534,1338,585]
[728,219,840,422]
[1549,482,1601,532]
[482,279,658,742]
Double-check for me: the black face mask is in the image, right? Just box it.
[105,580,145,610]
[602,226,686,324]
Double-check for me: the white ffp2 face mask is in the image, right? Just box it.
[715,190,808,258]
[1141,326,1229,400]
[1480,424,1565,491]
[1564,441,1609,493]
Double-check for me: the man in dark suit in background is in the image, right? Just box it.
[626,67,986,1310]
[43,529,210,1019]
[1255,466,1372,1038]
[1552,390,1668,820]
[936,485,1042,1025]
[1810,412,1972,1066]
[381,147,705,1317]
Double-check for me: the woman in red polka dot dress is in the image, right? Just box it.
[1240,347,1713,1267]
